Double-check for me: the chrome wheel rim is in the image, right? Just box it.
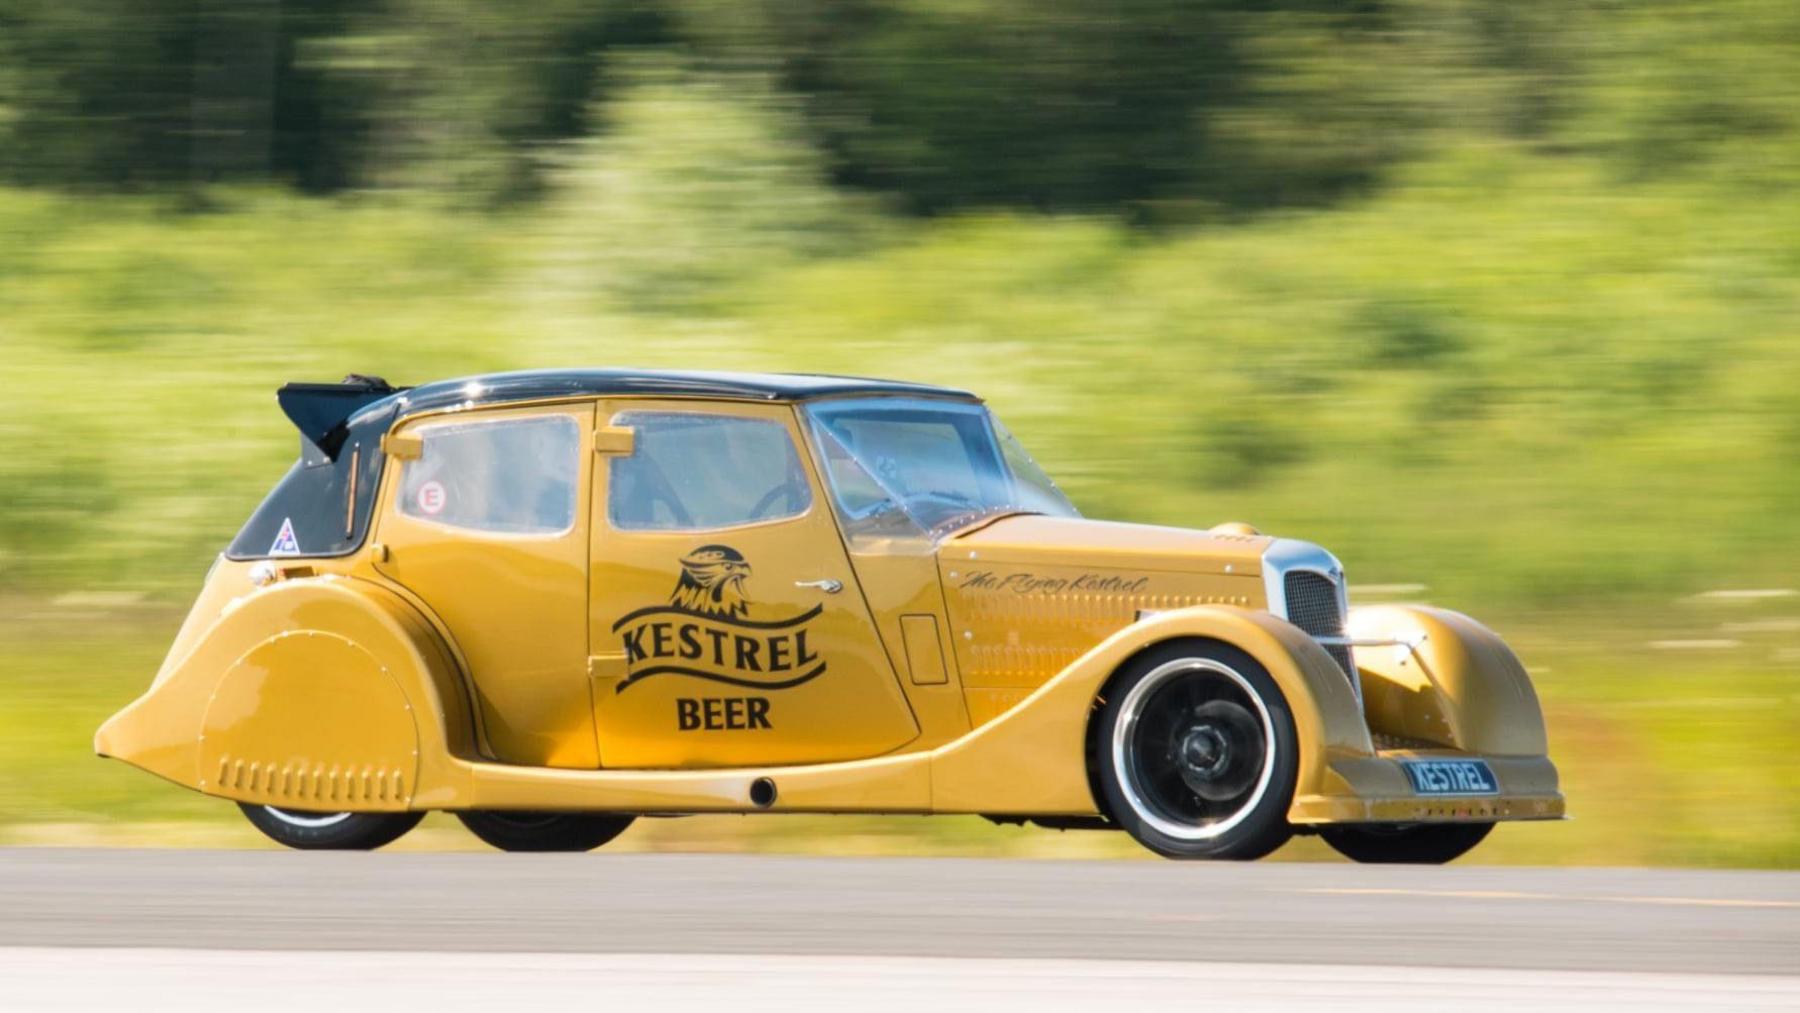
[263,806,353,829]
[1111,658,1277,841]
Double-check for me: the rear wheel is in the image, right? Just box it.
[238,803,423,851]
[456,810,635,853]
[1093,640,1298,860]
[1321,822,1493,864]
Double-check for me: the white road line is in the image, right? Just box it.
[1690,589,1798,601]
[1647,638,1742,650]
[2,949,1796,1013]
[1722,618,1800,633]
[50,590,149,607]
[1294,887,1800,909]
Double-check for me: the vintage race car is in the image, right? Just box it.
[98,370,1562,861]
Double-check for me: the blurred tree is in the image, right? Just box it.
[1572,0,1800,182]
[363,0,674,202]
[745,0,1249,214]
[540,57,874,311]
[0,0,674,196]
[0,0,203,188]
[1391,0,1582,143]
[1194,3,1422,211]
[0,0,375,190]
[1,0,1793,213]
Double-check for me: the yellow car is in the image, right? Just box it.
[98,370,1562,861]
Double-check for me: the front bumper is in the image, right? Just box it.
[1288,752,1565,825]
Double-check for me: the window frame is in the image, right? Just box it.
[603,407,817,534]
[394,411,584,539]
[799,394,1078,544]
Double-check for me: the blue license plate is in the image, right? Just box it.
[1402,758,1499,796]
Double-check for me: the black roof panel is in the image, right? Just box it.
[349,368,978,427]
[242,369,978,562]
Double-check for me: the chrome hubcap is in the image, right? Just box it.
[262,806,353,829]
[1112,659,1276,841]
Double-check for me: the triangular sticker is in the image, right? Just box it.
[269,517,301,556]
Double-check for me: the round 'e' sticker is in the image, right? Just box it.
[416,480,447,515]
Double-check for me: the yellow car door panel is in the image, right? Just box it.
[373,402,600,769]
[588,400,919,768]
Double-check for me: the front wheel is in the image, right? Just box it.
[1321,822,1494,864]
[1093,640,1298,860]
[456,810,635,852]
[238,803,423,851]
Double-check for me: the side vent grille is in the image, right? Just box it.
[1282,571,1355,680]
[213,754,407,806]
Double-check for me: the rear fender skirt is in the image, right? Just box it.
[95,576,476,808]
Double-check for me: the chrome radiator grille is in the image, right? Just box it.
[1283,570,1354,679]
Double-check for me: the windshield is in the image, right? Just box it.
[804,397,1078,539]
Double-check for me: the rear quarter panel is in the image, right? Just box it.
[96,575,477,809]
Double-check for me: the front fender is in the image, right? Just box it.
[929,605,1373,815]
[1348,604,1549,755]
[95,575,477,810]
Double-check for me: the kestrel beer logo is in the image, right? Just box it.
[669,544,752,619]
[610,545,825,696]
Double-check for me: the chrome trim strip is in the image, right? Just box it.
[1313,634,1426,649]
[1318,632,1429,668]
[1261,538,1359,704]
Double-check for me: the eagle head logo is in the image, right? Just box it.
[671,545,752,618]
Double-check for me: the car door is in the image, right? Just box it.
[588,399,919,768]
[373,402,600,769]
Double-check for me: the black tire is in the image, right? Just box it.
[456,810,635,853]
[1321,821,1494,864]
[1092,639,1298,860]
[238,803,423,851]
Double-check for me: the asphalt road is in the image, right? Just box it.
[2,849,1796,975]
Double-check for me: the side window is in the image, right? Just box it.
[399,415,579,535]
[609,412,811,530]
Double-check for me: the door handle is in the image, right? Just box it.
[795,578,843,594]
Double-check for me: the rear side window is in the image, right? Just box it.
[609,412,810,530]
[399,415,579,535]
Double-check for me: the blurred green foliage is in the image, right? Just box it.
[4,136,1795,602]
[4,1,1793,210]
[0,0,1795,625]
[0,0,1797,862]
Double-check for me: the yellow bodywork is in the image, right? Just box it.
[97,393,1563,826]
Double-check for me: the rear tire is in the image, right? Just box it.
[1321,822,1494,864]
[456,810,635,853]
[1093,640,1298,860]
[238,803,423,851]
